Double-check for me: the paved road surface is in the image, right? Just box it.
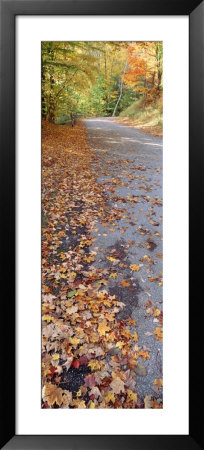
[84,118,163,401]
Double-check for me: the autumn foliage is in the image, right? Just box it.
[41,121,163,409]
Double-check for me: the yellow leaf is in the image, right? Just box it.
[105,392,115,404]
[153,327,163,342]
[109,273,118,278]
[88,359,101,371]
[120,279,130,287]
[154,308,161,317]
[106,256,116,262]
[131,332,138,342]
[130,264,141,272]
[98,321,110,336]
[116,341,125,349]
[136,350,150,361]
[89,401,95,408]
[52,353,60,361]
[42,314,54,323]
[69,336,80,346]
[71,398,86,408]
[42,383,63,407]
[127,389,138,403]
[153,379,163,389]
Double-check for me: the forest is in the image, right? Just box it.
[42,41,163,127]
[42,41,163,409]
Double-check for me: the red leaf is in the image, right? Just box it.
[72,359,80,369]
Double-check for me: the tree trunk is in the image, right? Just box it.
[112,61,127,117]
[112,81,123,117]
[41,69,46,120]
[47,43,56,122]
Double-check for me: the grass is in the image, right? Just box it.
[118,94,163,136]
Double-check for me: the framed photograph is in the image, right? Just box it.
[0,0,203,449]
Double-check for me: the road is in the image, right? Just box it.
[84,118,163,401]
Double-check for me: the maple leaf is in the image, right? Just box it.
[67,290,76,298]
[42,294,56,303]
[148,276,155,282]
[62,390,72,408]
[76,388,82,397]
[71,398,86,408]
[42,383,63,407]
[42,314,54,323]
[153,378,163,389]
[152,398,163,409]
[154,308,161,317]
[130,264,141,272]
[131,332,138,342]
[62,356,73,371]
[66,305,78,314]
[72,359,80,369]
[105,392,115,404]
[69,336,80,346]
[84,374,96,388]
[89,401,95,408]
[88,359,101,371]
[136,350,150,361]
[110,377,125,394]
[120,279,130,287]
[98,321,110,336]
[144,395,153,408]
[153,327,163,342]
[127,318,136,326]
[52,353,60,361]
[109,273,118,278]
[89,386,101,399]
[116,341,125,349]
[127,389,138,403]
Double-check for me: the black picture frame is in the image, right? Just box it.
[0,0,203,449]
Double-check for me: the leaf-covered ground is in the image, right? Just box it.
[42,120,163,409]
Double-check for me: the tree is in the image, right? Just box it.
[123,42,163,101]
[42,42,99,122]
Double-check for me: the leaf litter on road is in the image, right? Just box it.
[42,120,163,409]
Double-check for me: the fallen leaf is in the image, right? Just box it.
[144,395,153,409]
[67,290,76,298]
[110,377,125,394]
[130,264,141,272]
[109,273,118,278]
[105,392,115,404]
[42,314,54,323]
[42,383,63,407]
[98,321,110,336]
[127,389,138,403]
[120,279,130,287]
[153,327,163,342]
[153,378,163,389]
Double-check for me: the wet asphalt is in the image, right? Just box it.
[84,118,163,402]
